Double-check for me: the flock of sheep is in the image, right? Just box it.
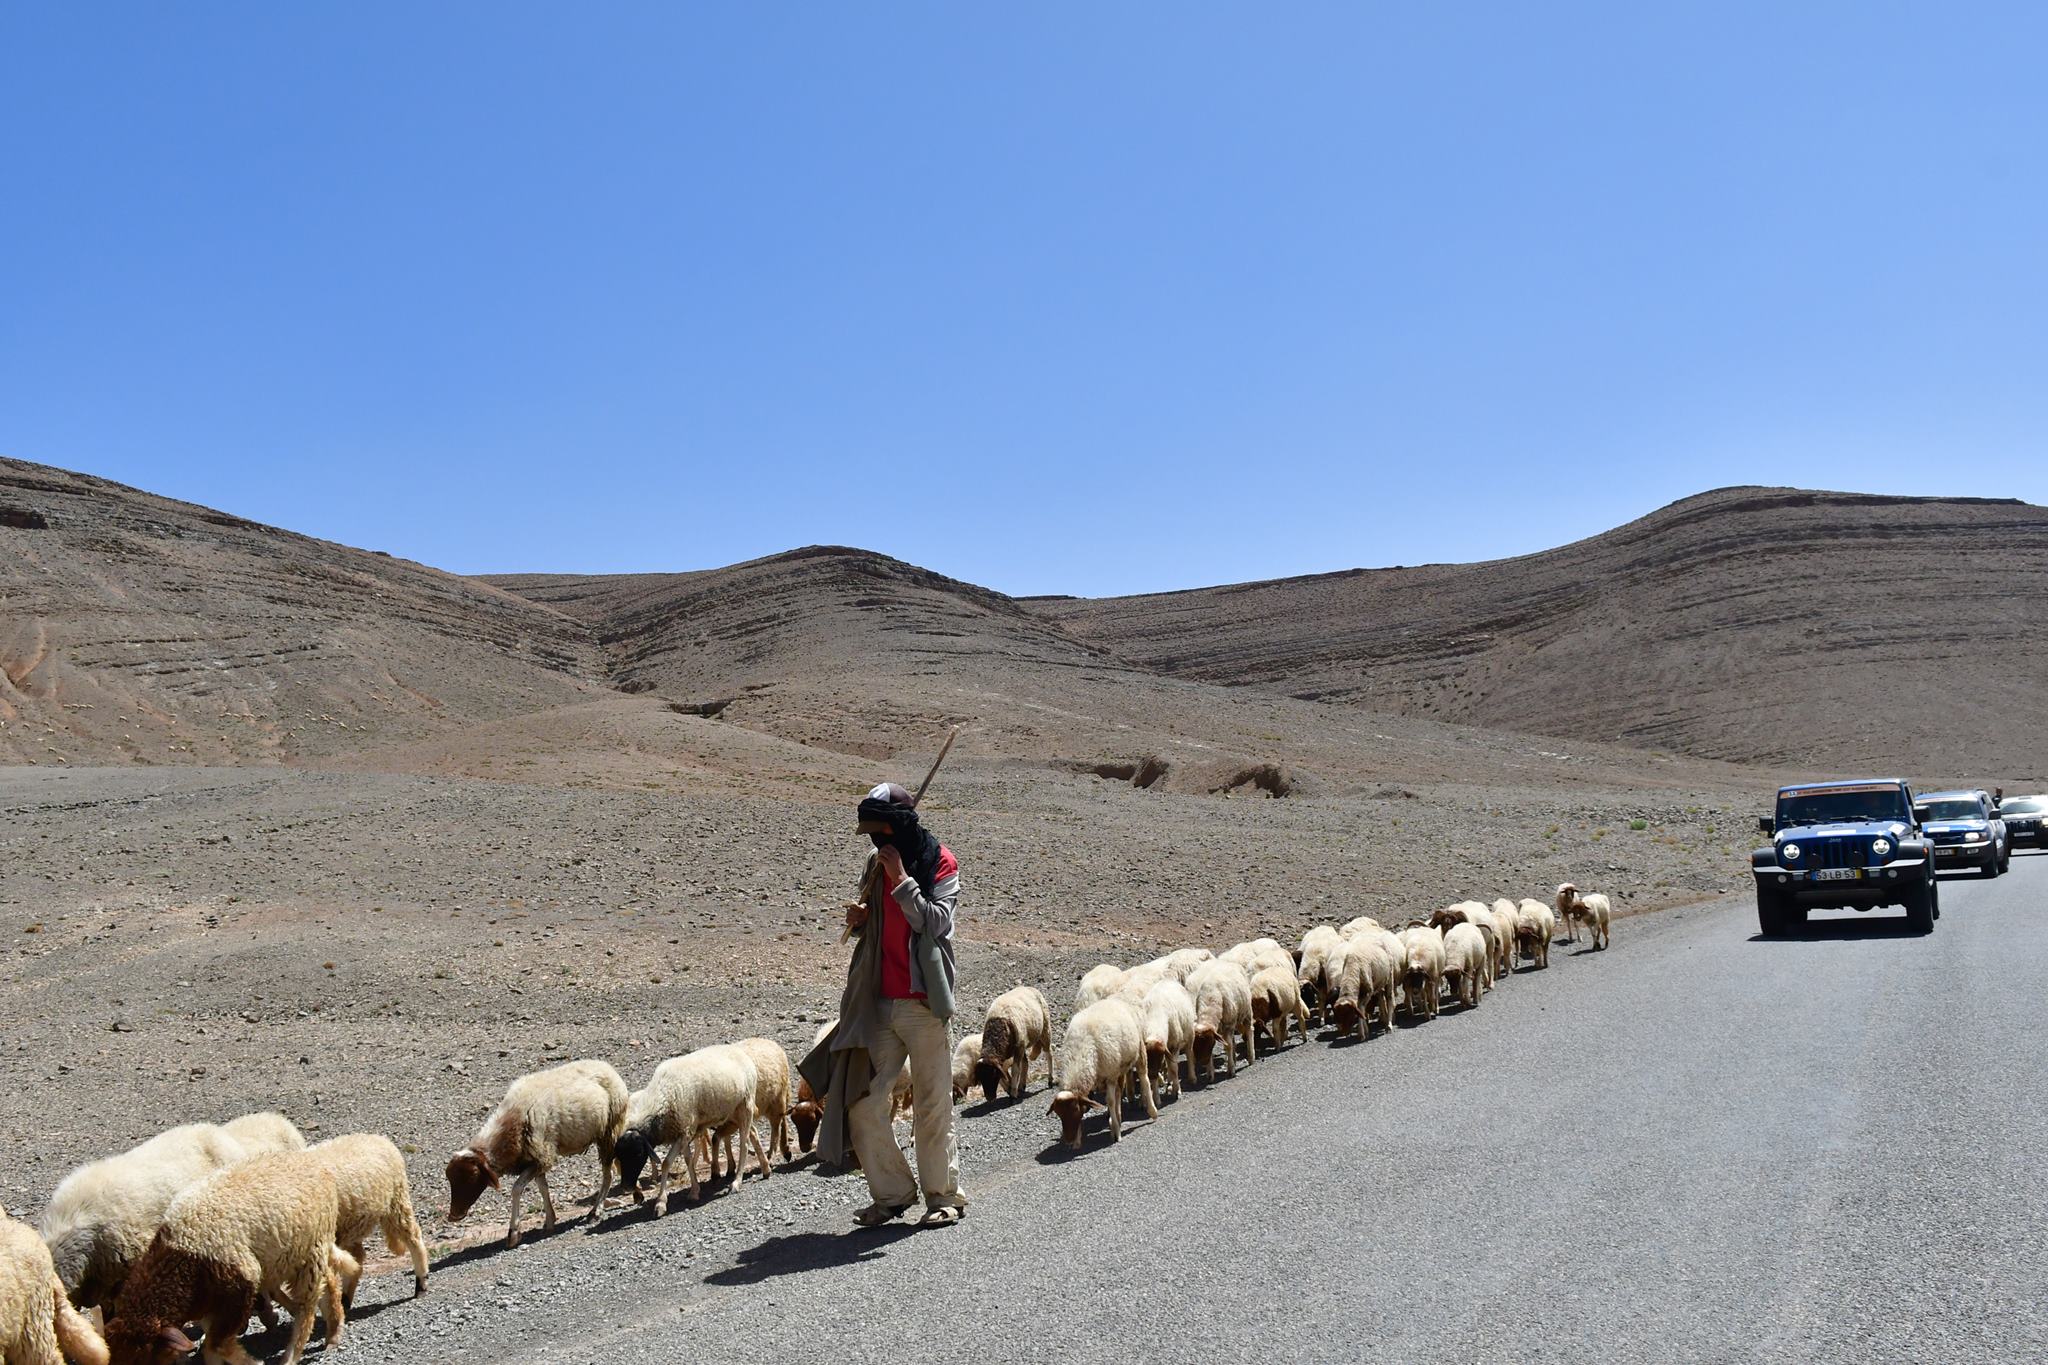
[0,883,1612,1365]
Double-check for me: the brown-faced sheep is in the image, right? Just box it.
[1047,998,1156,1149]
[101,1152,351,1365]
[1557,883,1613,950]
[445,1059,628,1248]
[971,986,1055,1104]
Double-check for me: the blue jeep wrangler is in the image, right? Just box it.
[1751,779,1937,936]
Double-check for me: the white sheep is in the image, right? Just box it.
[219,1112,306,1157]
[1441,923,1488,1010]
[1557,883,1613,950]
[1329,933,1398,1041]
[445,1059,628,1248]
[1516,898,1557,969]
[1488,899,1522,982]
[1218,938,1283,972]
[0,1205,106,1365]
[614,1045,768,1211]
[971,986,1055,1104]
[1075,963,1129,1009]
[39,1122,248,1310]
[100,1151,352,1365]
[1399,925,1447,1021]
[1249,966,1310,1049]
[1047,998,1156,1149]
[1295,925,1341,1025]
[1145,948,1214,984]
[306,1133,428,1305]
[1339,914,1384,938]
[950,1035,984,1105]
[1186,960,1258,1081]
[1139,979,1196,1099]
[736,1037,797,1167]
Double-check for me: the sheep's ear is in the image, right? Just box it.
[484,1164,502,1191]
[1045,1099,1059,1116]
[161,1325,199,1355]
[1084,1097,1107,1112]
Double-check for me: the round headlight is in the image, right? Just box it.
[1781,842,1801,860]
[1871,836,1891,857]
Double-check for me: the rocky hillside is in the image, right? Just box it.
[0,458,607,766]
[1031,488,2048,783]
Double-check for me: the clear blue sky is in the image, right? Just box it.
[4,5,2043,596]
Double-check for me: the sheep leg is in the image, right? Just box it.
[1106,1080,1123,1142]
[1245,1019,1258,1063]
[1223,1033,1237,1078]
[1138,1054,1159,1120]
[1044,1044,1056,1090]
[653,1136,685,1209]
[586,1146,613,1220]
[536,1170,559,1229]
[505,1171,531,1248]
[390,1207,430,1295]
[276,1277,319,1365]
[745,1124,772,1181]
[679,1132,706,1203]
[319,1250,352,1349]
[1010,1052,1027,1100]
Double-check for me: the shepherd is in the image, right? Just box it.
[799,765,969,1228]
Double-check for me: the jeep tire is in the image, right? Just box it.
[1905,876,1936,933]
[1757,889,1798,938]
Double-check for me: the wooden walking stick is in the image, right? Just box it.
[841,726,961,942]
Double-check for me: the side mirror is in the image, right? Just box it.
[1757,815,1774,835]
[1990,806,2003,819]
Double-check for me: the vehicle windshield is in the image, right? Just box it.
[1919,798,1986,821]
[1776,787,1910,827]
[2001,797,2043,815]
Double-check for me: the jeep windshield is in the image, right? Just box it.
[1919,798,1985,821]
[1776,787,1911,827]
[2001,797,2043,815]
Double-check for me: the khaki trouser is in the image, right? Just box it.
[848,998,965,1211]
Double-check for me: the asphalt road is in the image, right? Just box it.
[331,854,2048,1364]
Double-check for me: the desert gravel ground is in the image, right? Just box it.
[0,760,1757,1224]
[316,852,2047,1365]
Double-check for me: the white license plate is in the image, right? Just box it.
[1937,847,1963,856]
[1813,868,1860,881]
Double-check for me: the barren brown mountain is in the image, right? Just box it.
[0,458,606,767]
[1033,487,2048,784]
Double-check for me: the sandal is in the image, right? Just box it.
[852,1201,911,1227]
[918,1204,964,1227]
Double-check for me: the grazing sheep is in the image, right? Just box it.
[446,1059,628,1248]
[101,1151,350,1365]
[1295,926,1341,1025]
[1075,964,1128,1010]
[218,1113,306,1158]
[1249,967,1310,1049]
[1186,960,1258,1082]
[1145,948,1214,985]
[1339,915,1384,938]
[1241,947,1293,981]
[736,1037,797,1167]
[1488,899,1522,982]
[1329,934,1398,1041]
[0,1206,106,1365]
[1516,899,1557,969]
[972,987,1055,1104]
[1139,980,1197,1099]
[614,1046,768,1212]
[950,1036,984,1105]
[1399,926,1447,1021]
[790,1020,833,1153]
[1427,901,1489,932]
[40,1122,249,1310]
[1441,923,1488,1010]
[306,1134,428,1305]
[1557,883,1613,950]
[1219,938,1283,972]
[1047,999,1156,1149]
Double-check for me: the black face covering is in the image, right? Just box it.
[857,795,942,895]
